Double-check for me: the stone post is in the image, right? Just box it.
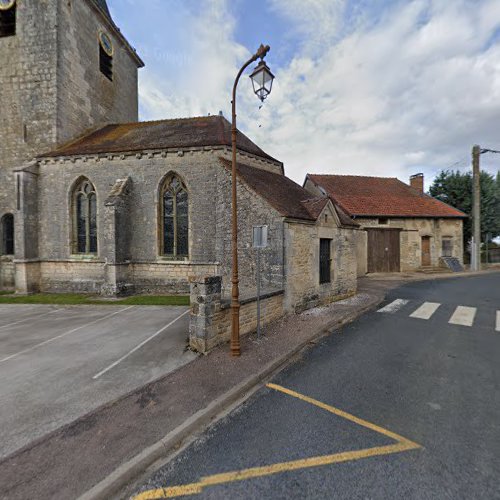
[14,163,41,294]
[189,276,222,353]
[101,178,132,296]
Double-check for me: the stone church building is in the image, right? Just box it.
[1,0,358,317]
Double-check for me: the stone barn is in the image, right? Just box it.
[304,173,466,274]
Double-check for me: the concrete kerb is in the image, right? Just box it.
[78,295,384,500]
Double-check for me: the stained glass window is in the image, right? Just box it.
[1,213,14,255]
[73,179,97,254]
[162,175,188,258]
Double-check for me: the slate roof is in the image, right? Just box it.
[307,174,466,218]
[93,0,111,19]
[40,116,279,163]
[219,158,358,227]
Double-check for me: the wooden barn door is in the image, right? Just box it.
[421,236,431,266]
[367,229,401,273]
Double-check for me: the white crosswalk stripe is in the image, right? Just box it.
[377,299,409,313]
[448,306,477,327]
[496,311,500,332]
[409,302,441,320]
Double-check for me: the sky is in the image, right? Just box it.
[108,0,500,188]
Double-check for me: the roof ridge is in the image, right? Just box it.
[108,115,228,128]
[309,173,398,180]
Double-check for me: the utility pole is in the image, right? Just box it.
[472,145,481,271]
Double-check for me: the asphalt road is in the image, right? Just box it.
[0,304,194,459]
[134,273,500,499]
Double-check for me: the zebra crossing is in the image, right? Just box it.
[378,299,499,331]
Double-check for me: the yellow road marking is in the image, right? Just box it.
[134,384,421,500]
[266,383,420,447]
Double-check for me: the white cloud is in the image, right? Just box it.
[245,0,500,184]
[137,0,500,186]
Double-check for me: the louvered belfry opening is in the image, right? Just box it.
[100,45,113,81]
[0,3,16,38]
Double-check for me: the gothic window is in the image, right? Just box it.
[72,179,97,254]
[1,214,14,255]
[0,0,16,38]
[99,31,113,81]
[161,175,188,258]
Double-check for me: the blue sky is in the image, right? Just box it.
[108,0,500,186]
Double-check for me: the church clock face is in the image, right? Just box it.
[0,0,15,11]
[99,31,114,57]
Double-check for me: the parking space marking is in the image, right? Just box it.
[133,383,421,499]
[0,306,135,364]
[409,302,441,320]
[0,308,61,330]
[92,309,190,379]
[448,306,476,327]
[377,299,409,314]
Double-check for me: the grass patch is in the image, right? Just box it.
[0,293,190,306]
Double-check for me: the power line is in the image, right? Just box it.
[481,148,500,154]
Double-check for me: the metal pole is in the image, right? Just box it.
[472,145,481,271]
[230,44,270,357]
[257,247,261,339]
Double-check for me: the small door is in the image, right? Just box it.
[319,239,331,283]
[421,236,431,266]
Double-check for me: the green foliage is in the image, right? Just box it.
[0,293,190,305]
[429,169,500,245]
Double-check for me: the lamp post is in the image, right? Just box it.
[230,44,275,357]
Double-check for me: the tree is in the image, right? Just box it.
[429,169,500,247]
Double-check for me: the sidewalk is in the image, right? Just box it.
[0,271,494,500]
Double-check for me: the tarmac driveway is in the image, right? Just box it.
[0,304,195,459]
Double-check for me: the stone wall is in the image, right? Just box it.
[356,217,464,271]
[284,203,358,313]
[189,276,284,353]
[0,0,141,257]
[56,0,140,145]
[0,257,15,290]
[16,149,285,295]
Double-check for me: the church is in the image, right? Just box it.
[0,0,358,317]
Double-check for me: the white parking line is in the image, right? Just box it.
[0,306,135,364]
[409,302,441,320]
[377,299,409,314]
[92,309,190,380]
[0,308,62,330]
[496,311,500,332]
[448,306,476,327]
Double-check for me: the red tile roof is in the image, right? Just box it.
[220,159,358,227]
[40,116,279,163]
[307,174,466,218]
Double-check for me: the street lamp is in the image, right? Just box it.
[230,44,274,357]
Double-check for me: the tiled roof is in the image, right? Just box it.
[40,116,279,163]
[219,158,358,227]
[307,174,466,218]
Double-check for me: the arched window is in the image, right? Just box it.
[161,175,188,257]
[0,0,16,38]
[1,214,14,255]
[72,179,97,254]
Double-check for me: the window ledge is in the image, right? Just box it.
[69,254,101,262]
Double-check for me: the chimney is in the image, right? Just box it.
[410,173,424,193]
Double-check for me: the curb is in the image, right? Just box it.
[78,295,384,500]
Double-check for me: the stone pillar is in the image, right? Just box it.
[14,163,41,294]
[101,178,132,296]
[189,276,222,353]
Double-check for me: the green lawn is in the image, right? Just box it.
[0,293,189,306]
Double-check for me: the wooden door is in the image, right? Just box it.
[421,236,431,266]
[367,229,401,273]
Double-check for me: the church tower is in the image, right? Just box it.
[0,0,144,215]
